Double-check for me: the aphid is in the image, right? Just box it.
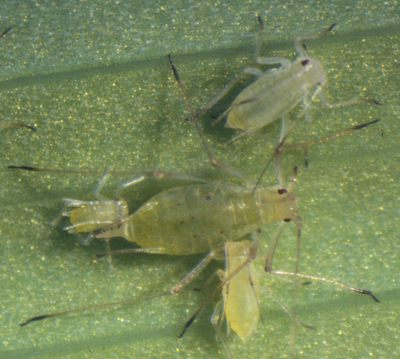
[185,239,261,359]
[51,174,131,246]
[93,172,301,257]
[13,163,379,333]
[213,240,260,343]
[177,238,380,355]
[12,160,302,324]
[181,17,381,174]
[51,175,130,267]
[207,240,312,345]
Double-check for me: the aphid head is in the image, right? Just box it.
[297,58,327,89]
[277,188,302,231]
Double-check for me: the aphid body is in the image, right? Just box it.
[225,56,326,132]
[217,240,260,341]
[190,18,380,151]
[97,182,301,255]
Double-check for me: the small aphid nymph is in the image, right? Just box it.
[217,240,260,342]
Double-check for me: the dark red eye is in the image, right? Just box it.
[283,218,291,222]
[278,189,288,195]
[301,59,309,66]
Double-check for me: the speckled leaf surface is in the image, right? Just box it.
[1,1,399,358]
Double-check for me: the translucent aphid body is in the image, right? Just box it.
[194,18,380,145]
[225,57,326,132]
[63,198,129,235]
[219,240,260,341]
[97,182,300,256]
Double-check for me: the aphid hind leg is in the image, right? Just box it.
[168,54,255,186]
[19,248,222,327]
[183,66,264,125]
[271,270,380,303]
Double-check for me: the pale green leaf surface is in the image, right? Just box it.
[1,1,399,358]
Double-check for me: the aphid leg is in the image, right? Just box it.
[115,175,146,199]
[318,90,383,109]
[211,300,234,359]
[263,285,314,330]
[300,92,381,167]
[91,174,116,266]
[19,247,221,326]
[254,117,380,190]
[223,125,261,147]
[282,119,381,167]
[263,211,303,345]
[270,270,380,303]
[259,166,302,348]
[93,172,112,200]
[168,54,255,186]
[252,163,300,271]
[264,222,287,273]
[50,201,71,228]
[294,25,381,166]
